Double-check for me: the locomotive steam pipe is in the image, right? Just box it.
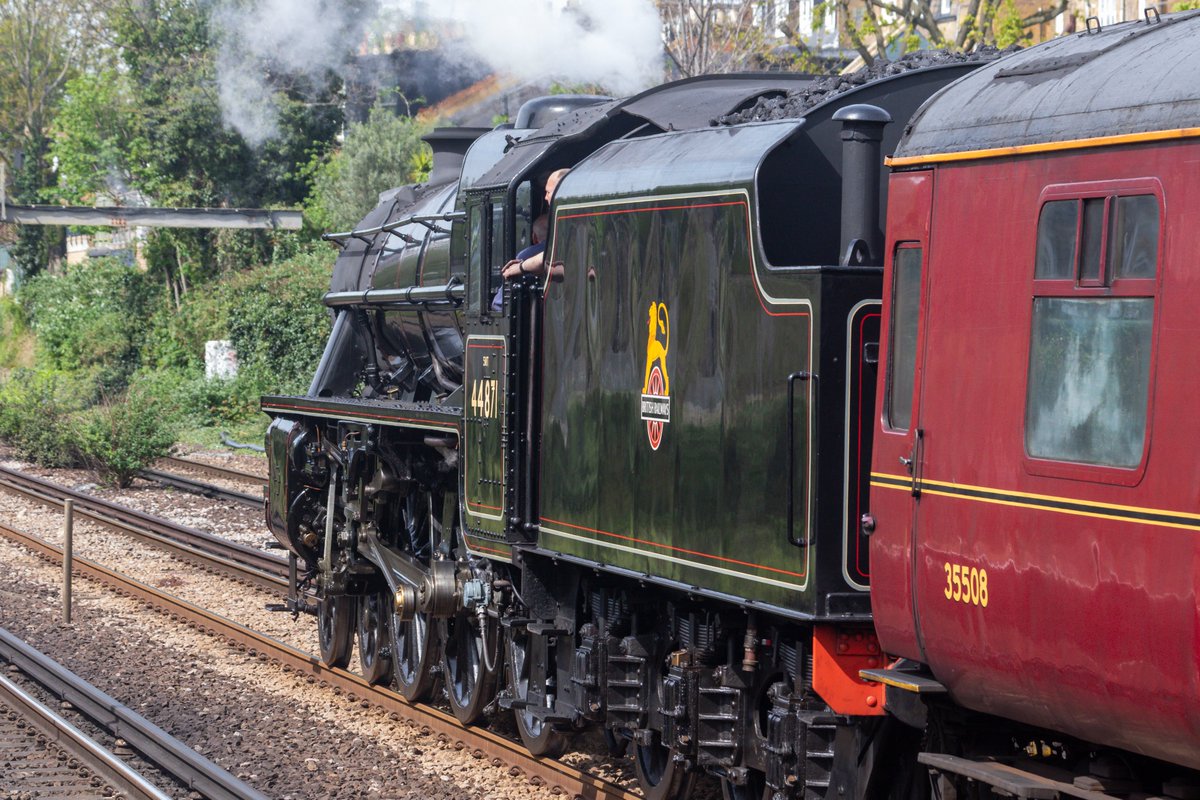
[832,104,892,267]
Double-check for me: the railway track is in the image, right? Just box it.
[0,518,639,800]
[0,465,288,593]
[0,626,264,799]
[139,466,264,509]
[161,455,267,487]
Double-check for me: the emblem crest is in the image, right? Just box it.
[640,301,671,450]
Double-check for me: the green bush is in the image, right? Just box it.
[141,287,227,371]
[222,247,333,391]
[76,386,177,488]
[132,367,268,427]
[305,107,433,232]
[0,370,80,467]
[0,297,34,369]
[19,258,151,393]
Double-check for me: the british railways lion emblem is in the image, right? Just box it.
[640,301,671,450]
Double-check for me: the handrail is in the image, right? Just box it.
[322,211,465,243]
[786,371,819,548]
[322,278,465,309]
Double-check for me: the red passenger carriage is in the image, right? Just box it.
[868,10,1200,790]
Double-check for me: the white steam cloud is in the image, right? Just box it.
[395,0,664,96]
[212,0,372,145]
[212,0,664,146]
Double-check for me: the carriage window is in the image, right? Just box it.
[1035,200,1077,280]
[1026,298,1153,467]
[886,246,922,431]
[1110,195,1159,279]
[1078,198,1105,284]
[1025,191,1159,470]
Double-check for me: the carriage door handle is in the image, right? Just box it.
[907,428,924,497]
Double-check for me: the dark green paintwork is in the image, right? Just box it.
[538,192,820,610]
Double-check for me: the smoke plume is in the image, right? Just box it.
[392,0,664,96]
[211,0,375,145]
[211,0,663,145]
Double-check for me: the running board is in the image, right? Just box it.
[918,754,1124,800]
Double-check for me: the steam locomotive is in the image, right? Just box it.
[263,12,1200,799]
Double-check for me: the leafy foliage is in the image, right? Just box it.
[48,68,137,202]
[19,258,151,392]
[305,107,434,232]
[222,248,334,390]
[0,369,79,467]
[0,297,34,369]
[994,0,1031,48]
[76,385,177,488]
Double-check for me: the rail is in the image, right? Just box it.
[161,455,267,487]
[322,278,465,309]
[0,627,267,800]
[0,466,287,592]
[140,467,264,509]
[0,520,639,800]
[321,211,464,244]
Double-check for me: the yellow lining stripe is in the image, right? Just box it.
[885,126,1200,168]
[869,472,1200,531]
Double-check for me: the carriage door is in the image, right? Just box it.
[867,171,933,661]
[462,196,510,549]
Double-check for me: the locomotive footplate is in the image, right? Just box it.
[262,394,461,433]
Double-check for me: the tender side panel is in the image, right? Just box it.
[537,192,817,612]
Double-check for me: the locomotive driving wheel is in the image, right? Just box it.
[506,624,569,757]
[357,588,393,685]
[317,594,355,669]
[439,609,499,725]
[391,491,440,701]
[391,600,437,701]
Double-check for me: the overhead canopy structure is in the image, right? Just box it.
[0,203,303,230]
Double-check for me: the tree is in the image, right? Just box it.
[658,0,820,76]
[48,68,137,202]
[832,0,1067,65]
[306,107,434,234]
[0,0,106,277]
[58,0,347,305]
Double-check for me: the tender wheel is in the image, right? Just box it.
[391,604,437,702]
[317,594,355,669]
[721,769,769,800]
[439,610,499,725]
[506,625,569,757]
[357,589,392,685]
[603,727,629,757]
[634,731,698,800]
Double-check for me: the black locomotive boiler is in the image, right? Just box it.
[262,62,989,799]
